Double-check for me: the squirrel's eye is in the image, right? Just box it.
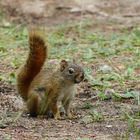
[68,68,75,74]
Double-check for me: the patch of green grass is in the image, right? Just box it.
[1,21,140,91]
[3,133,11,140]
[119,112,140,139]
[89,110,104,122]
[82,102,94,109]
[96,92,109,100]
[0,25,28,48]
[0,20,140,92]
[76,137,92,140]
[0,24,29,84]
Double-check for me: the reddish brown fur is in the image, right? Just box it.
[17,31,47,101]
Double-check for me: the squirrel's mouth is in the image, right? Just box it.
[74,73,84,84]
[74,80,81,84]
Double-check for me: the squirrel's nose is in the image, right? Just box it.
[81,73,84,80]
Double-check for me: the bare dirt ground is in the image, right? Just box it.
[0,0,140,140]
[1,0,140,28]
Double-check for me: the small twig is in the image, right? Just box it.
[122,14,140,18]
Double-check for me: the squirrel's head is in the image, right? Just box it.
[60,60,84,84]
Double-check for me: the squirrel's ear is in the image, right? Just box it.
[60,60,68,71]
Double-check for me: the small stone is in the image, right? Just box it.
[13,97,24,110]
[2,20,11,27]
[99,65,112,73]
[80,115,93,124]
[105,125,113,128]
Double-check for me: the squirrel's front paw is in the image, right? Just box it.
[67,112,76,119]
[54,112,62,120]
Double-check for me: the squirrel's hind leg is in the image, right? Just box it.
[27,93,40,117]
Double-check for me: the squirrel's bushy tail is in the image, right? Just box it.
[17,31,47,101]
